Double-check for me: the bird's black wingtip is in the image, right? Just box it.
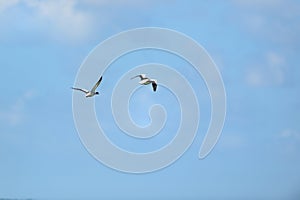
[152,82,157,92]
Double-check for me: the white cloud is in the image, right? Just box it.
[267,52,286,84]
[231,0,300,48]
[246,68,264,87]
[246,51,287,87]
[0,0,164,43]
[280,129,300,140]
[277,129,300,156]
[27,0,93,42]
[232,0,284,7]
[219,133,245,150]
[0,0,19,11]
[84,0,150,6]
[0,90,35,126]
[0,0,94,43]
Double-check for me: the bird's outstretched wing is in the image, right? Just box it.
[71,87,89,94]
[91,76,102,92]
[131,74,146,80]
[152,82,157,92]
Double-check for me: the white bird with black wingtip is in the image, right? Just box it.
[131,74,157,92]
[71,76,103,97]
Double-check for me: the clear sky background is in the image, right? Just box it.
[1,0,300,199]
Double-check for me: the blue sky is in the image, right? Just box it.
[1,0,300,199]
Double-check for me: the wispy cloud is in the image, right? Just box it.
[231,0,300,48]
[83,0,159,7]
[26,0,93,42]
[279,129,300,141]
[0,0,163,43]
[246,51,287,87]
[232,0,284,7]
[0,0,93,43]
[0,90,35,126]
[218,133,246,150]
[0,0,19,11]
[277,129,300,156]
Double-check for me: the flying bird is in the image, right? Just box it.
[131,74,157,92]
[71,76,103,97]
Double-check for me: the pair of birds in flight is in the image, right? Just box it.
[71,74,157,97]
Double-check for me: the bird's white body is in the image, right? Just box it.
[139,78,155,85]
[85,91,97,97]
[131,74,157,91]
